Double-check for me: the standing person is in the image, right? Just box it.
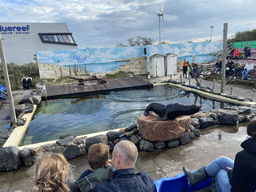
[182,120,256,192]
[34,153,79,192]
[92,140,155,192]
[241,60,254,80]
[233,47,240,60]
[244,43,251,60]
[226,59,234,77]
[182,59,188,78]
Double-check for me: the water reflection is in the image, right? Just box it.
[23,85,236,145]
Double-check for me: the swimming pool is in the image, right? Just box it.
[22,85,235,145]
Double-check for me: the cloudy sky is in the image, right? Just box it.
[1,0,256,48]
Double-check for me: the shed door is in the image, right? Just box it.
[154,56,164,77]
[167,56,177,75]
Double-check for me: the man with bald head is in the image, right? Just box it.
[92,140,155,192]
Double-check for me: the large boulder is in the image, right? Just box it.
[106,131,125,141]
[137,113,191,141]
[57,135,75,146]
[199,117,216,129]
[179,132,191,145]
[0,146,21,171]
[85,135,108,150]
[139,139,154,152]
[167,140,179,148]
[19,95,41,105]
[130,134,140,145]
[217,110,239,126]
[20,147,34,166]
[63,145,81,160]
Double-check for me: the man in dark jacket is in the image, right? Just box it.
[244,43,251,59]
[92,140,155,192]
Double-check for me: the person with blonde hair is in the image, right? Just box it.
[34,153,79,192]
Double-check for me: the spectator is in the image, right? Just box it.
[76,143,113,192]
[232,62,244,79]
[212,58,222,74]
[182,59,188,78]
[241,60,254,80]
[182,120,256,192]
[92,140,155,192]
[226,59,234,77]
[33,153,79,192]
[226,48,235,59]
[244,43,251,60]
[233,47,240,60]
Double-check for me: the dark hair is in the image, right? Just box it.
[88,143,110,170]
[247,120,256,139]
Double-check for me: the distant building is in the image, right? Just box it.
[0,22,78,65]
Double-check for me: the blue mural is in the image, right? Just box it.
[37,42,222,75]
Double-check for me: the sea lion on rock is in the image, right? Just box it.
[144,103,202,121]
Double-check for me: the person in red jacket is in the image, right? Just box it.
[233,47,240,60]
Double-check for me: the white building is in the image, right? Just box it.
[0,23,78,65]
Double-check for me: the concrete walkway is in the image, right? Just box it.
[0,75,252,191]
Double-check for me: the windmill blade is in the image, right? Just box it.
[156,10,162,14]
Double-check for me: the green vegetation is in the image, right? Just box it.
[117,36,155,47]
[0,62,40,90]
[105,71,130,79]
[228,29,256,44]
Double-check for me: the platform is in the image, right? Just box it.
[42,77,152,100]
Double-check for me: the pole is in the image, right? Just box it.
[0,34,17,124]
[159,16,161,44]
[221,23,228,93]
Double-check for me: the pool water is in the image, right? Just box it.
[22,86,235,145]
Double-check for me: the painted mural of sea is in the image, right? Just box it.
[64,61,130,73]
[178,54,217,63]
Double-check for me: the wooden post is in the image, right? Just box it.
[69,66,71,75]
[213,79,215,91]
[0,34,17,124]
[84,63,86,74]
[188,74,191,85]
[221,23,228,93]
[170,74,172,80]
[180,74,182,84]
[74,64,77,75]
[230,86,233,95]
[60,66,63,78]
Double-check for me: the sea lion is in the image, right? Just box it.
[144,103,202,121]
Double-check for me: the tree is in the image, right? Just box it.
[227,29,256,45]
[116,36,155,47]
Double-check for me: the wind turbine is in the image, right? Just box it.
[156,1,165,44]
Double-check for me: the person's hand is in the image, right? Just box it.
[107,159,111,167]
[226,167,232,170]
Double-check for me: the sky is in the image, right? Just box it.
[1,0,256,48]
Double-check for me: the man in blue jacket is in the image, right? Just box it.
[92,140,155,192]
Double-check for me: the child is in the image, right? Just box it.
[76,143,113,192]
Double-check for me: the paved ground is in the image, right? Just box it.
[0,74,253,191]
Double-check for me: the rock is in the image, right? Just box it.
[125,123,138,132]
[106,131,125,141]
[125,128,138,137]
[19,95,42,105]
[167,140,179,148]
[238,107,251,115]
[15,104,25,117]
[107,141,114,151]
[139,139,154,152]
[199,118,216,129]
[194,129,201,136]
[179,132,191,145]
[209,113,218,120]
[59,135,75,139]
[78,144,87,155]
[43,144,56,152]
[85,135,108,150]
[57,135,75,146]
[23,105,34,113]
[154,141,165,149]
[0,146,21,171]
[73,138,84,145]
[191,118,200,129]
[0,138,5,145]
[217,110,239,126]
[189,124,195,132]
[63,145,81,160]
[113,138,119,145]
[130,134,140,145]
[20,147,34,166]
[54,144,66,154]
[17,119,26,126]
[189,131,195,139]
[119,136,131,141]
[138,113,191,141]
[0,130,9,139]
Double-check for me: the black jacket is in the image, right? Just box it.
[230,138,256,192]
[244,46,251,56]
[215,61,222,69]
[92,168,154,192]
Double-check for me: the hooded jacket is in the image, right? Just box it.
[230,138,256,192]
